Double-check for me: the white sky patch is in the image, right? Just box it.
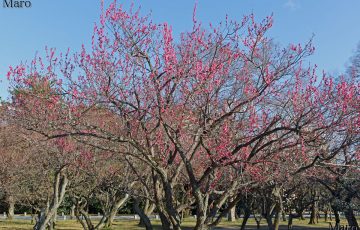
[284,0,300,10]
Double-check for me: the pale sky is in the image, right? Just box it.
[1,0,360,100]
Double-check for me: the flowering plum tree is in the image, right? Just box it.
[7,1,359,230]
[0,104,30,220]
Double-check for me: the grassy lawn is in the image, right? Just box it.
[0,217,351,229]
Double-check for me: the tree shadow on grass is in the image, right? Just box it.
[210,226,329,230]
[149,225,330,230]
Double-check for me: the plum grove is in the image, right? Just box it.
[0,2,359,230]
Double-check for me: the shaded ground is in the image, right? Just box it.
[0,218,343,230]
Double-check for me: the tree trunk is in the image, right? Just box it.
[344,205,359,229]
[227,206,236,222]
[288,214,293,230]
[288,213,301,230]
[34,169,68,230]
[227,196,236,222]
[31,214,36,225]
[73,196,112,230]
[266,216,274,230]
[262,195,275,230]
[163,183,182,230]
[159,211,172,230]
[308,207,316,224]
[324,209,328,222]
[75,203,94,230]
[133,198,153,230]
[193,196,208,230]
[48,216,56,230]
[254,215,262,229]
[282,211,287,222]
[152,171,181,230]
[6,195,15,220]
[308,199,318,225]
[207,193,243,229]
[256,221,261,229]
[273,208,281,230]
[182,208,191,219]
[139,202,155,227]
[273,186,283,230]
[105,194,129,228]
[70,204,75,220]
[240,211,250,230]
[332,207,340,227]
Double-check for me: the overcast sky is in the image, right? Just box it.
[1,0,360,100]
